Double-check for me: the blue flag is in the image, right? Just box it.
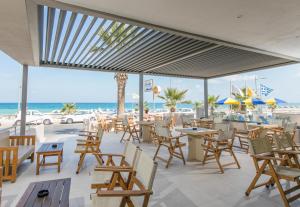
[260,84,273,96]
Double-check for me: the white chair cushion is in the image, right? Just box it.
[91,194,122,207]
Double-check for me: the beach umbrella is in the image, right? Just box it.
[266,98,286,105]
[216,97,240,105]
[243,98,265,105]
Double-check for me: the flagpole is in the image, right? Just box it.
[229,80,232,113]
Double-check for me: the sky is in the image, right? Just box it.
[0,50,300,103]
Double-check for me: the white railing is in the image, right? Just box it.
[0,119,43,135]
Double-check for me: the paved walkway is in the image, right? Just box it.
[1,124,299,207]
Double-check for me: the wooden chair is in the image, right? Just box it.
[284,122,297,141]
[0,166,2,204]
[153,121,186,168]
[181,115,192,128]
[245,136,300,207]
[273,132,300,168]
[114,117,124,133]
[91,150,158,207]
[0,134,35,182]
[75,127,104,174]
[91,142,139,190]
[202,123,240,173]
[231,122,249,151]
[120,118,140,143]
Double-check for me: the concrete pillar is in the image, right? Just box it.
[20,65,28,135]
[139,73,144,121]
[204,78,208,118]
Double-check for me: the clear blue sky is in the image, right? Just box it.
[0,50,300,103]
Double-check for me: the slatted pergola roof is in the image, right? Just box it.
[38,4,296,79]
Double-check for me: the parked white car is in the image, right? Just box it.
[15,110,54,125]
[60,110,96,124]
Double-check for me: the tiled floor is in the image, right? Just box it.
[1,124,299,207]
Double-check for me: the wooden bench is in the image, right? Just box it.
[0,130,35,182]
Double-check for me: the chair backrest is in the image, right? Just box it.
[248,137,273,155]
[154,115,163,121]
[96,126,104,142]
[274,132,294,150]
[181,115,191,124]
[124,142,138,165]
[284,122,297,133]
[134,150,158,190]
[213,116,223,124]
[164,115,174,127]
[214,123,235,141]
[122,116,129,125]
[154,121,171,137]
[272,119,284,127]
[230,122,248,131]
[0,130,9,147]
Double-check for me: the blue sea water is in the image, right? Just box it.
[0,103,194,115]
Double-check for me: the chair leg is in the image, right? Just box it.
[215,150,224,174]
[229,148,241,169]
[94,152,104,166]
[245,160,268,196]
[120,131,127,143]
[202,147,209,165]
[268,163,290,207]
[76,153,86,174]
[166,149,173,168]
[30,152,34,163]
[153,144,161,161]
[178,146,185,165]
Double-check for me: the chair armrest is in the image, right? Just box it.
[94,166,134,172]
[169,134,185,140]
[93,153,124,158]
[252,154,287,161]
[273,149,300,155]
[96,190,151,197]
[76,139,87,142]
[79,130,96,133]
[9,135,35,146]
[77,140,100,145]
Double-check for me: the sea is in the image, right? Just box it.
[0,102,298,115]
[0,103,194,115]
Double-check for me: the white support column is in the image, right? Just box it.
[20,65,28,135]
[204,78,208,118]
[139,73,144,122]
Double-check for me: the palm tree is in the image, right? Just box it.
[92,23,134,115]
[208,95,219,116]
[61,103,76,114]
[114,73,128,115]
[193,101,203,110]
[232,87,254,112]
[158,88,191,112]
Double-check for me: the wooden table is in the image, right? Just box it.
[136,121,154,143]
[247,123,278,129]
[190,118,214,128]
[36,142,64,175]
[176,127,218,161]
[16,178,71,207]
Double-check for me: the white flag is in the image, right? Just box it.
[231,85,244,96]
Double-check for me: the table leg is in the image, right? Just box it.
[58,153,61,173]
[142,125,152,143]
[36,153,40,175]
[187,135,204,161]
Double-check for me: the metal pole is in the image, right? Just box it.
[139,73,144,122]
[20,65,28,135]
[204,78,208,118]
